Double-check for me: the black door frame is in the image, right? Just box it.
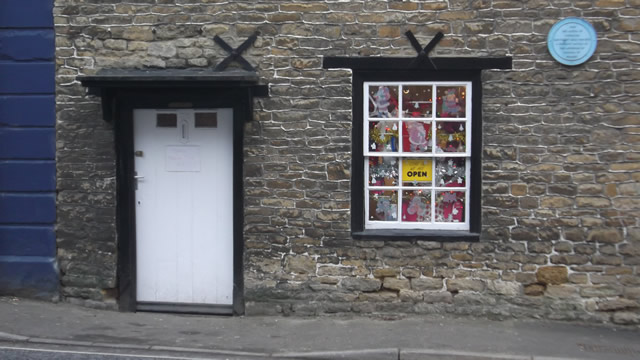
[106,86,257,315]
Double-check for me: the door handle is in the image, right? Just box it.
[134,174,144,190]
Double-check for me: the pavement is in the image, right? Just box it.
[0,297,639,360]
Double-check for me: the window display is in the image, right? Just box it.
[364,82,471,230]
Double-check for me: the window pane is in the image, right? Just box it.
[435,121,466,153]
[369,156,399,186]
[401,85,432,118]
[402,158,433,187]
[402,121,432,153]
[156,113,177,127]
[435,191,465,223]
[369,190,398,221]
[436,86,466,118]
[194,112,218,128]
[369,121,399,152]
[435,157,466,187]
[368,85,399,118]
[402,190,431,222]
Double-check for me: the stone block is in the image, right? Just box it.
[511,183,527,196]
[597,298,639,311]
[545,285,578,298]
[541,196,574,208]
[317,266,352,277]
[250,258,281,274]
[487,280,521,296]
[452,292,497,306]
[372,268,399,278]
[564,272,586,284]
[616,18,640,32]
[399,290,422,302]
[377,26,402,38]
[624,287,640,300]
[594,0,626,6]
[451,253,473,261]
[578,184,603,195]
[612,312,640,325]
[280,3,329,12]
[464,21,495,34]
[580,285,623,298]
[446,279,486,292]
[515,272,537,284]
[619,244,640,256]
[566,227,589,241]
[383,278,410,291]
[122,26,153,41]
[327,163,349,180]
[423,291,453,304]
[401,268,421,278]
[284,255,316,275]
[524,284,545,296]
[147,42,176,58]
[341,278,381,292]
[443,242,470,251]
[574,244,596,255]
[245,302,283,316]
[411,278,443,291]
[528,242,552,254]
[592,256,623,266]
[587,228,623,243]
[389,2,419,10]
[576,197,611,208]
[550,255,589,265]
[357,291,397,302]
[536,266,568,285]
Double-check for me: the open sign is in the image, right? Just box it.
[402,159,432,182]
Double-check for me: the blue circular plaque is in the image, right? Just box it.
[547,18,597,66]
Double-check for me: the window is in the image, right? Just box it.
[351,71,481,240]
[365,81,471,230]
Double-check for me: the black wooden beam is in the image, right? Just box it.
[322,56,512,70]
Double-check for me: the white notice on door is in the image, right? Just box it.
[165,146,201,172]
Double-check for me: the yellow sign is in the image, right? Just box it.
[402,159,432,182]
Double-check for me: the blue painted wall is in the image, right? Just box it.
[0,0,58,298]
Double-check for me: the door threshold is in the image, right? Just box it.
[136,301,233,315]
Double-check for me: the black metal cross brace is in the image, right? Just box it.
[405,30,444,69]
[213,31,260,72]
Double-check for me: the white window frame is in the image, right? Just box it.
[363,81,472,231]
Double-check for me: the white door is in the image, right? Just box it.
[134,108,234,305]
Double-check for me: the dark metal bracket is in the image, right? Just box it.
[214,31,260,72]
[405,30,444,69]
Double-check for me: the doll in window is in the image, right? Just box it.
[441,88,462,117]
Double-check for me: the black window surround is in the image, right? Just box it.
[323,56,512,242]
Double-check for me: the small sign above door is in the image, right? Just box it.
[165,146,201,172]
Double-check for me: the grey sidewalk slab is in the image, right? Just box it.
[401,349,531,360]
[275,348,399,359]
[0,332,28,341]
[1,297,639,360]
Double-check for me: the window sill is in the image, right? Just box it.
[352,229,480,242]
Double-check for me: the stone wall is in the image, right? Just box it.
[54,0,640,323]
